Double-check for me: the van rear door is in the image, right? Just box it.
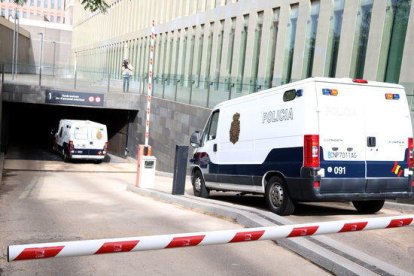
[315,81,367,193]
[316,80,412,192]
[363,85,411,191]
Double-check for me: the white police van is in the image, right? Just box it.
[190,78,414,215]
[53,119,108,163]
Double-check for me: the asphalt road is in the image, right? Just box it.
[205,192,414,273]
[0,168,328,275]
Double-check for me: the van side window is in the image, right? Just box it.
[202,110,220,145]
[283,89,297,102]
[59,127,63,138]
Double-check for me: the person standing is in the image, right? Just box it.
[122,59,134,92]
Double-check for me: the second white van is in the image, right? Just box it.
[53,119,108,163]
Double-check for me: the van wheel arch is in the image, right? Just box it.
[264,172,287,190]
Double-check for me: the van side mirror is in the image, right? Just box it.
[190,131,201,148]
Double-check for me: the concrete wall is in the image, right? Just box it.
[129,95,211,172]
[0,17,34,72]
[17,19,73,76]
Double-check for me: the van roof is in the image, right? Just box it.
[59,119,106,128]
[213,77,404,109]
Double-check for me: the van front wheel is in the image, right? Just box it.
[265,176,295,216]
[192,170,209,198]
[352,200,384,214]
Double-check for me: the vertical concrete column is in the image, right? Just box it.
[312,0,333,78]
[229,15,243,86]
[187,0,194,16]
[219,18,232,84]
[200,22,212,83]
[364,0,387,81]
[209,20,220,86]
[399,2,414,92]
[165,31,174,81]
[273,3,291,87]
[291,0,311,82]
[158,33,167,81]
[335,0,359,78]
[177,28,186,82]
[184,27,195,84]
[193,25,204,83]
[198,0,206,13]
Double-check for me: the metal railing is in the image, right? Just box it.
[4,62,412,110]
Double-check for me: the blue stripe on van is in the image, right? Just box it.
[193,147,408,179]
[213,147,303,177]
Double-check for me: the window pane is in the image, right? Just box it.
[327,0,345,77]
[251,11,263,92]
[384,0,412,83]
[304,0,320,78]
[237,15,249,92]
[282,4,299,84]
[353,0,373,79]
[267,8,280,88]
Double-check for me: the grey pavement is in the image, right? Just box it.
[2,156,414,275]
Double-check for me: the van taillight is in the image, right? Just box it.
[408,138,414,169]
[353,79,368,84]
[69,140,74,153]
[304,135,320,168]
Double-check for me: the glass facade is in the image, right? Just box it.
[226,18,236,91]
[237,15,248,92]
[303,0,320,78]
[282,4,299,84]
[267,8,280,88]
[352,0,374,79]
[251,11,263,91]
[70,0,414,108]
[327,0,345,77]
[384,0,412,83]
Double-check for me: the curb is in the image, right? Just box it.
[127,185,410,275]
[384,201,414,212]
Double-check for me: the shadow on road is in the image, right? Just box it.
[208,193,360,216]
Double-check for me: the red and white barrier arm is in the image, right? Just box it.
[8,215,413,262]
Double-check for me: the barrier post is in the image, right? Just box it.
[172,145,188,195]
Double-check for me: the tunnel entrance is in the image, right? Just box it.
[1,102,137,160]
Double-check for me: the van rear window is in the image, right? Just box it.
[74,127,88,140]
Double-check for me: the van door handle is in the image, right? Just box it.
[367,137,376,147]
[213,144,217,152]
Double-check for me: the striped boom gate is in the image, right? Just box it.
[8,215,413,262]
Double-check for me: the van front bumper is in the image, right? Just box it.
[287,177,414,201]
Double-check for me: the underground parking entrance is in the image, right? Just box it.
[1,102,138,161]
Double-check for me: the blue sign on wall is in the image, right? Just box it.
[45,90,104,107]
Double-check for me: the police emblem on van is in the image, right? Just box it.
[230,113,240,144]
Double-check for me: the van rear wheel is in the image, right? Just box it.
[352,200,384,214]
[265,176,295,216]
[192,170,209,198]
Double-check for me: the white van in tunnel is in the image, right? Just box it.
[189,78,414,215]
[53,119,108,163]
